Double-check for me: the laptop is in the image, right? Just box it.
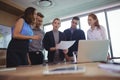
[77,40,109,63]
[109,59,120,65]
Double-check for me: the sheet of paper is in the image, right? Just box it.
[0,68,16,72]
[98,63,120,73]
[43,65,86,75]
[56,41,75,49]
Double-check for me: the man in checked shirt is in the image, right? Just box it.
[28,12,45,65]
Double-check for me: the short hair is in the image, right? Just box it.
[72,16,79,21]
[37,12,44,18]
[52,18,61,23]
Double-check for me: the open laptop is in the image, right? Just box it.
[77,40,109,63]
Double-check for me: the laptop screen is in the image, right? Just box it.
[77,40,109,63]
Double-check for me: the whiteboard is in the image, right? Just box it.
[0,25,11,48]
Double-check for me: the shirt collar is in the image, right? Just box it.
[90,26,97,31]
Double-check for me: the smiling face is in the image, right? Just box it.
[88,13,99,28]
[88,16,96,27]
[52,18,61,31]
[36,15,43,28]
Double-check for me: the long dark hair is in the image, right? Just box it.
[22,7,36,25]
[88,13,100,29]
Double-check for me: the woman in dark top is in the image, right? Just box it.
[6,7,40,67]
[43,18,68,64]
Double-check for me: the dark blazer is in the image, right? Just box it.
[64,28,86,57]
[43,31,66,63]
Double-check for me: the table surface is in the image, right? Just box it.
[0,62,120,80]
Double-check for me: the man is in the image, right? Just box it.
[63,16,86,61]
[28,12,44,65]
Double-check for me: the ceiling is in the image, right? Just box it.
[0,1,23,16]
[2,0,120,24]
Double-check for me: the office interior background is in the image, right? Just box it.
[0,0,120,65]
[43,6,120,60]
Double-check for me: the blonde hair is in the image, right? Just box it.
[52,18,61,24]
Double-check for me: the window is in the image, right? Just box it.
[43,25,52,33]
[59,20,71,32]
[80,16,89,37]
[107,8,120,58]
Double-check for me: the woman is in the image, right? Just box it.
[6,7,40,67]
[43,18,68,64]
[87,13,107,40]
[87,13,110,59]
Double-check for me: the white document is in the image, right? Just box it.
[43,65,86,75]
[98,63,120,73]
[0,68,16,72]
[56,41,75,49]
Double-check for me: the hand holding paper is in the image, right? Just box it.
[56,41,75,50]
[63,49,68,54]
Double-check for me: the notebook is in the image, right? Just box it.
[77,40,109,63]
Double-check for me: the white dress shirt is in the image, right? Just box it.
[87,25,107,40]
